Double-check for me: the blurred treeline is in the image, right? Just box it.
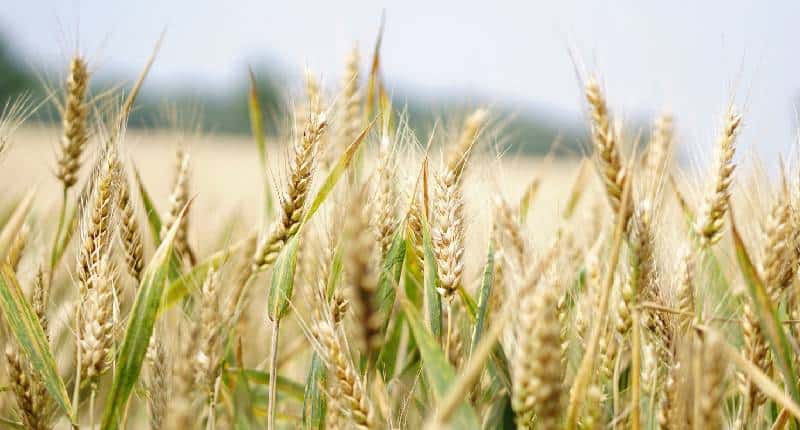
[0,35,579,155]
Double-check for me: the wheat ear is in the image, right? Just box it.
[194,268,224,405]
[585,77,628,216]
[316,320,375,430]
[618,202,656,336]
[512,278,563,430]
[336,46,362,157]
[446,108,489,179]
[117,165,144,282]
[77,147,119,288]
[345,190,382,363]
[432,167,465,300]
[761,193,793,299]
[252,112,327,272]
[56,56,90,189]
[643,112,674,197]
[696,332,727,429]
[77,255,117,380]
[146,333,169,430]
[167,320,200,428]
[162,147,195,266]
[373,133,398,257]
[6,345,51,430]
[5,222,29,271]
[694,108,741,247]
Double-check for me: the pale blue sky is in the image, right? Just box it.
[2,1,798,162]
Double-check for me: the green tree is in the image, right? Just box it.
[0,35,34,104]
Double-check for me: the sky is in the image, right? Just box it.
[1,0,799,163]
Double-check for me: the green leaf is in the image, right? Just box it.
[325,246,343,299]
[730,210,800,404]
[376,230,406,321]
[100,202,189,430]
[0,416,25,430]
[226,361,256,430]
[248,69,273,218]
[132,163,182,282]
[300,116,378,228]
[458,286,478,321]
[518,177,540,223]
[162,236,251,310]
[302,354,328,430]
[561,158,590,221]
[364,14,385,124]
[470,242,494,355]
[421,219,442,341]
[267,235,300,321]
[225,367,305,401]
[52,200,80,269]
[0,196,22,231]
[399,294,480,428]
[377,310,406,380]
[0,265,73,422]
[482,394,516,430]
[0,189,35,262]
[131,163,163,243]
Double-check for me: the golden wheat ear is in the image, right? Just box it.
[162,147,196,267]
[512,277,564,430]
[252,111,327,273]
[694,107,741,247]
[116,165,145,283]
[315,320,376,430]
[145,330,169,430]
[585,77,627,217]
[56,56,91,190]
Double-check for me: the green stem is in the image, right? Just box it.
[444,299,453,362]
[208,375,221,430]
[90,384,97,430]
[267,318,281,430]
[49,188,69,281]
[72,312,82,423]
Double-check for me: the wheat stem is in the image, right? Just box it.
[565,174,631,430]
[267,319,281,430]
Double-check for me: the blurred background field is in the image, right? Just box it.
[1,124,584,267]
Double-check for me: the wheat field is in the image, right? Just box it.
[0,42,798,430]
